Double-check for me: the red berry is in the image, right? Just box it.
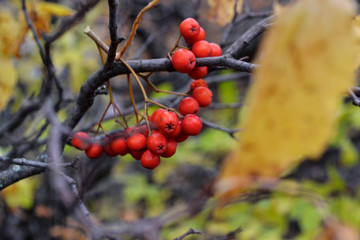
[130,149,145,160]
[124,127,135,137]
[147,132,168,155]
[110,136,128,156]
[85,142,103,159]
[103,137,117,157]
[141,150,161,169]
[179,18,200,40]
[172,49,196,73]
[72,132,91,150]
[158,111,180,138]
[149,109,166,128]
[160,139,177,158]
[209,43,222,57]
[192,86,213,107]
[192,40,211,58]
[181,114,202,136]
[188,66,208,79]
[190,79,208,90]
[179,97,199,115]
[127,133,147,151]
[185,27,206,45]
[175,131,189,142]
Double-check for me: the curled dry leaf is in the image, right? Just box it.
[217,0,357,196]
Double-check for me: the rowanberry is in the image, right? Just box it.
[175,131,189,142]
[103,137,117,157]
[188,66,208,79]
[181,114,202,136]
[160,139,177,158]
[85,142,103,159]
[149,108,166,129]
[124,127,135,137]
[192,86,213,107]
[72,132,91,150]
[190,79,208,90]
[147,131,168,155]
[179,18,200,41]
[127,133,147,151]
[192,40,212,58]
[158,111,180,138]
[179,97,199,115]
[130,149,145,160]
[110,136,128,156]
[172,49,196,73]
[141,150,161,169]
[209,43,222,57]
[185,27,206,45]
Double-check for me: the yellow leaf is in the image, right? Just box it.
[0,10,21,57]
[353,15,360,66]
[0,57,17,111]
[2,176,38,209]
[217,0,357,195]
[208,0,243,26]
[36,2,74,17]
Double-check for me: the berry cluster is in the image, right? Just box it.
[172,18,222,79]
[71,78,212,170]
[71,18,216,170]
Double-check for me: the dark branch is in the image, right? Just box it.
[44,0,101,44]
[173,228,202,240]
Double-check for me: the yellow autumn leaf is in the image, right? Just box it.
[353,15,360,66]
[36,2,74,17]
[0,57,17,111]
[0,10,21,57]
[217,0,357,195]
[208,0,243,26]
[2,176,38,209]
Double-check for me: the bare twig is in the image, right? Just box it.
[173,228,202,240]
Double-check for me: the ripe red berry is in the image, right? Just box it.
[85,142,103,159]
[175,131,189,142]
[185,27,206,45]
[124,127,135,137]
[72,132,91,150]
[179,97,199,115]
[126,133,147,151]
[141,150,161,169]
[192,40,212,58]
[172,49,196,73]
[160,139,177,158]
[181,114,202,136]
[179,18,200,40]
[130,149,145,160]
[110,136,128,156]
[158,111,180,138]
[192,86,213,107]
[190,79,208,90]
[188,66,208,79]
[147,132,168,155]
[209,43,222,57]
[103,137,117,157]
[149,108,166,128]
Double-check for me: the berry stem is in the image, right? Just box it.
[127,74,140,123]
[116,0,162,60]
[168,33,182,56]
[139,74,188,97]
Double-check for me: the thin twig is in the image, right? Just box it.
[173,228,201,240]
